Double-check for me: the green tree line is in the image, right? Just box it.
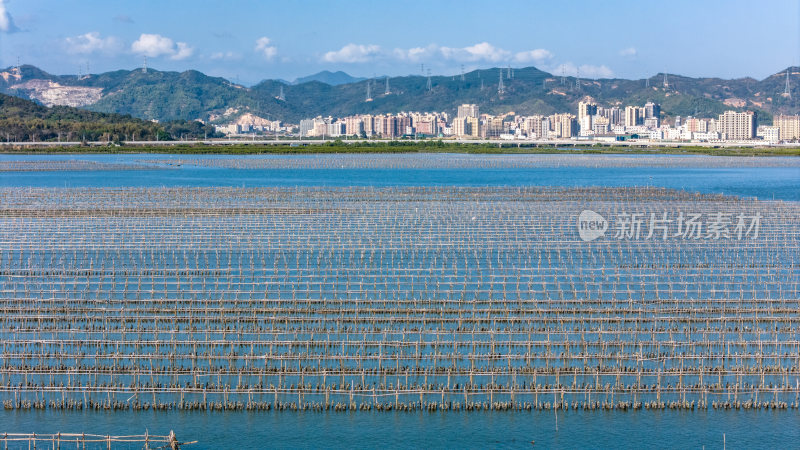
[0,94,220,142]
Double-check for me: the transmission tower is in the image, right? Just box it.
[507,65,511,79]
[498,69,505,95]
[366,79,372,101]
[426,69,432,91]
[645,77,649,88]
[561,66,565,85]
[460,65,465,82]
[278,85,285,101]
[785,68,792,98]
[575,68,580,90]
[142,56,147,74]
[663,72,669,89]
[385,76,391,95]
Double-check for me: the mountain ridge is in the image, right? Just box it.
[1,64,797,124]
[293,70,366,86]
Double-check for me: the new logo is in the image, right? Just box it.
[578,210,608,242]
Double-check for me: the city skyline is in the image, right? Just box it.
[1,0,798,85]
[226,98,781,145]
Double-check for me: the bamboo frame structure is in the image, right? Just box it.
[0,160,157,172]
[0,431,192,449]
[139,154,800,170]
[0,186,797,412]
[3,154,799,174]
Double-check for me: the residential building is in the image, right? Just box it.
[599,106,623,126]
[717,111,757,140]
[644,117,660,129]
[467,117,481,138]
[774,114,800,141]
[299,119,315,137]
[522,115,545,138]
[551,113,577,138]
[457,104,480,118]
[624,106,644,127]
[592,116,610,134]
[396,115,412,136]
[327,122,345,137]
[362,114,374,136]
[685,117,709,133]
[485,116,504,138]
[578,101,597,133]
[415,119,438,136]
[344,116,363,136]
[644,102,661,119]
[452,117,468,137]
[757,125,780,143]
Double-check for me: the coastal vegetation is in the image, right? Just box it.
[0,93,220,142]
[2,139,799,157]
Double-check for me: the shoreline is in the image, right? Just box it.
[1,142,800,157]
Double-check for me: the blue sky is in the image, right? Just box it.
[0,0,797,85]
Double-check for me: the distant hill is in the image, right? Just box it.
[293,71,367,86]
[2,64,797,124]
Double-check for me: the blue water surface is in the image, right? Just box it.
[0,153,797,201]
[0,153,798,448]
[2,408,798,449]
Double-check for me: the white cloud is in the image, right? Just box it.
[131,33,194,60]
[325,42,559,73]
[619,47,637,57]
[64,32,122,55]
[440,42,510,62]
[173,42,193,60]
[323,43,381,63]
[513,49,553,63]
[132,34,174,57]
[255,37,277,60]
[393,44,439,62]
[0,0,18,33]
[396,42,552,64]
[395,42,517,63]
[551,62,614,79]
[578,64,614,78]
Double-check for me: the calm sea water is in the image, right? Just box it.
[0,153,798,449]
[2,409,798,449]
[0,153,797,201]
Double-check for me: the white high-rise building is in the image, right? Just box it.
[624,106,644,128]
[299,119,315,137]
[717,111,757,140]
[774,115,800,141]
[457,104,480,119]
[577,101,597,128]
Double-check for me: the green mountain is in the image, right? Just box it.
[0,92,217,142]
[293,70,366,86]
[2,64,797,124]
